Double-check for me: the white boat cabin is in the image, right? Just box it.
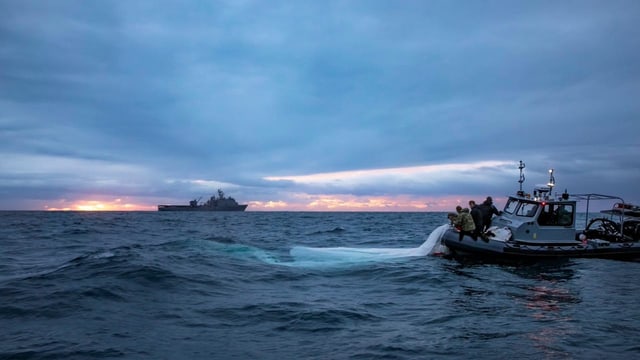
[493,191,577,245]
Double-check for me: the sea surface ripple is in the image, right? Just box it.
[1,211,639,359]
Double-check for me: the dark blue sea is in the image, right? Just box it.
[2,211,639,360]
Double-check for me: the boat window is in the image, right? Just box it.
[504,199,519,214]
[516,203,538,217]
[556,204,574,226]
[538,203,574,226]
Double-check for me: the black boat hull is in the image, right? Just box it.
[442,228,640,262]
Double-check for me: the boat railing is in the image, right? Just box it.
[572,193,626,235]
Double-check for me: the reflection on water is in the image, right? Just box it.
[448,260,584,359]
[517,263,581,360]
[524,282,579,359]
[506,259,577,282]
[525,285,577,316]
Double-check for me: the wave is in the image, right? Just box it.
[203,235,236,243]
[2,348,126,359]
[308,227,346,235]
[199,302,380,333]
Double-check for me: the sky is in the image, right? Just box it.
[1,0,639,211]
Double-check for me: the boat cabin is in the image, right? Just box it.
[493,186,578,245]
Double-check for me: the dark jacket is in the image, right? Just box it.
[470,205,483,231]
[478,200,501,230]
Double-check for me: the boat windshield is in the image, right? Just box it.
[516,202,539,217]
[503,198,538,217]
[504,198,519,214]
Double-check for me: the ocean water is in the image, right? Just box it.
[1,211,639,360]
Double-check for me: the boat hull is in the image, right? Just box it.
[442,227,640,262]
[157,204,248,212]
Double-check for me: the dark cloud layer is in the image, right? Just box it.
[1,0,639,209]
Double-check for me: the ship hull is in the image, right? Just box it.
[157,204,248,212]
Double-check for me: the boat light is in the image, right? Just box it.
[547,168,555,187]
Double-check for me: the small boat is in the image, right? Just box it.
[442,161,640,262]
[158,189,248,212]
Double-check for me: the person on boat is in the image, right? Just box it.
[454,205,477,240]
[447,212,458,226]
[555,205,572,226]
[478,196,502,231]
[468,200,483,239]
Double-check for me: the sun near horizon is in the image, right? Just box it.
[45,199,156,212]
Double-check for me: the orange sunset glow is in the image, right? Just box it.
[41,194,492,212]
[247,194,488,212]
[45,198,155,211]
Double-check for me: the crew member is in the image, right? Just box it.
[478,196,502,232]
[454,205,476,241]
[468,200,483,239]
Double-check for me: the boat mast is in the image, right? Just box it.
[547,168,555,196]
[517,160,526,196]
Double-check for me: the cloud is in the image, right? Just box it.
[264,160,514,194]
[0,1,639,210]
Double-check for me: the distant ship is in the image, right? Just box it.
[158,189,248,212]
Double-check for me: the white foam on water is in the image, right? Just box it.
[90,251,115,259]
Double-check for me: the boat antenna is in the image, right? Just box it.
[517,160,526,196]
[547,168,555,195]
